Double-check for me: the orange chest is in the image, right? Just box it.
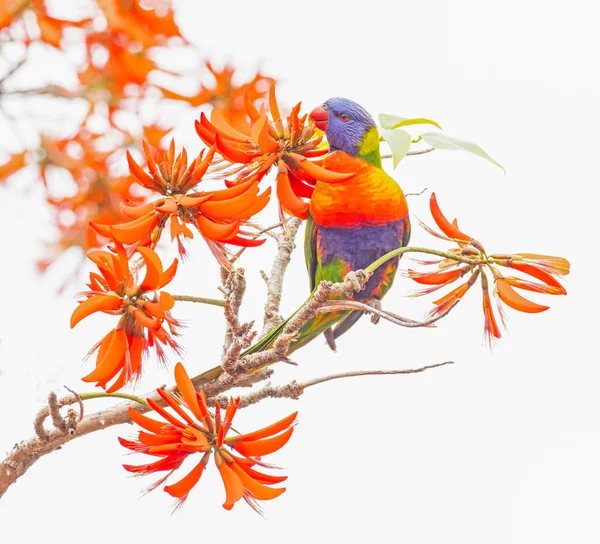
[309,155,408,228]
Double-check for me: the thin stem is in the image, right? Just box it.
[172,294,225,307]
[301,362,454,390]
[366,246,477,274]
[79,391,148,406]
[381,147,435,159]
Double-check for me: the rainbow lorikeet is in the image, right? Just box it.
[196,98,410,380]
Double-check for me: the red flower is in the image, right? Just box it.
[120,363,296,512]
[409,193,570,345]
[196,83,352,220]
[70,243,180,392]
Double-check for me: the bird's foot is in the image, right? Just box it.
[344,270,368,294]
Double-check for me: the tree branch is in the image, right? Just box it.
[0,246,475,499]
[216,361,454,408]
[260,217,302,337]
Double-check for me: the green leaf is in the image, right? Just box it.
[381,129,412,168]
[378,113,442,131]
[420,132,505,174]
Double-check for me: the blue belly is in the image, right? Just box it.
[316,219,410,300]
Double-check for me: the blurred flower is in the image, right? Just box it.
[120,362,296,512]
[0,0,28,31]
[96,0,182,47]
[160,62,274,133]
[1,0,91,43]
[0,152,27,183]
[71,242,180,392]
[91,140,270,263]
[409,193,570,345]
[196,83,351,220]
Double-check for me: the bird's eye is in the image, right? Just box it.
[340,113,350,122]
[322,103,329,110]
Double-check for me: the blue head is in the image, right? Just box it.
[309,97,378,159]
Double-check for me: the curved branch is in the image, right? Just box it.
[221,361,454,408]
[316,298,460,328]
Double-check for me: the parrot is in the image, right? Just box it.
[195,97,410,381]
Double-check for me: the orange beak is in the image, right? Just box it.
[309,105,328,131]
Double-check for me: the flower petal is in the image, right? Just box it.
[429,193,472,242]
[164,458,207,498]
[70,293,122,328]
[231,462,286,501]
[218,462,245,510]
[233,427,294,457]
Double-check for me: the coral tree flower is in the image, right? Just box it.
[160,62,274,134]
[91,140,270,262]
[195,83,353,220]
[120,363,296,512]
[409,193,570,345]
[71,242,180,392]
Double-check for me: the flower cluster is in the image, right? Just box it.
[159,61,275,134]
[196,83,352,219]
[409,193,570,344]
[120,363,296,512]
[91,140,270,263]
[71,242,180,392]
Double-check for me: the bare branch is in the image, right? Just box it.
[381,147,435,160]
[1,248,470,497]
[260,217,303,337]
[220,267,248,355]
[218,361,454,408]
[316,298,460,328]
[0,58,26,87]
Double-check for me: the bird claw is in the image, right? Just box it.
[344,270,367,293]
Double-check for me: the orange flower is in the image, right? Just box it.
[96,0,182,48]
[120,363,296,512]
[160,63,274,133]
[71,243,180,392]
[91,139,270,262]
[196,83,351,220]
[409,193,570,345]
[0,151,26,183]
[0,0,31,31]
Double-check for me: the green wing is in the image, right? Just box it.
[304,212,318,291]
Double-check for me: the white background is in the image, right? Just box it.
[1,0,599,542]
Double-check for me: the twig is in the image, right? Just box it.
[260,217,302,337]
[231,222,284,262]
[219,361,454,408]
[316,298,460,328]
[381,147,435,159]
[172,294,225,307]
[0,58,25,87]
[64,386,84,422]
[405,188,428,198]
